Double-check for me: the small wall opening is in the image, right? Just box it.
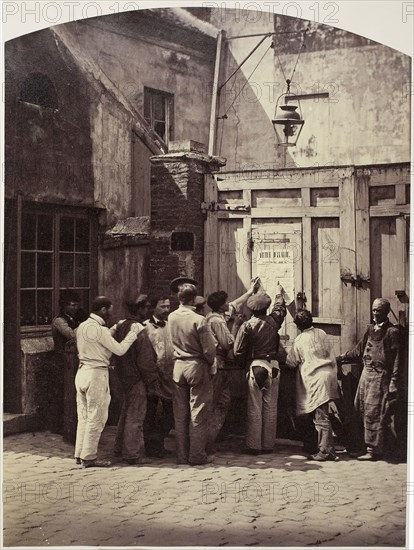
[20,72,58,109]
[171,232,194,251]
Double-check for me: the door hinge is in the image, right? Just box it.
[340,272,370,288]
[201,201,251,213]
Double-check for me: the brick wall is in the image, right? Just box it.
[149,142,225,301]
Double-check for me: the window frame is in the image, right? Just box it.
[143,86,174,146]
[19,202,98,334]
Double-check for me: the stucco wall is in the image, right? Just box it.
[5,30,95,204]
[52,13,215,223]
[207,9,411,170]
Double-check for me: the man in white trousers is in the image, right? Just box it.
[74,296,142,468]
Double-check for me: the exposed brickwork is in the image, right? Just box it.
[149,150,223,300]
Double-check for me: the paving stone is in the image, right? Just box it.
[3,429,408,547]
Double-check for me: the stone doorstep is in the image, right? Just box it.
[3,413,41,436]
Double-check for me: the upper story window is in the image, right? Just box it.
[20,72,58,109]
[144,87,174,146]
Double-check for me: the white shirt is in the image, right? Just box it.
[287,327,339,414]
[77,313,140,369]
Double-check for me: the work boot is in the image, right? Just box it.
[311,451,339,462]
[189,454,215,466]
[123,457,151,465]
[81,458,112,468]
[357,451,382,461]
[242,448,260,456]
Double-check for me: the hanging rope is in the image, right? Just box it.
[274,24,309,91]
[222,42,273,119]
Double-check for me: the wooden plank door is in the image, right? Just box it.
[370,216,410,327]
[251,221,302,348]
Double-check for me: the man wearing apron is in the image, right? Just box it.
[337,298,401,461]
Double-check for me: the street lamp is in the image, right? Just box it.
[272,79,304,147]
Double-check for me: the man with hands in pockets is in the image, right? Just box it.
[74,296,143,468]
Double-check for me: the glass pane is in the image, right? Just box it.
[144,91,151,119]
[154,121,166,141]
[21,212,36,249]
[21,290,36,326]
[60,217,75,251]
[60,253,74,287]
[37,214,53,250]
[21,252,36,288]
[75,254,90,287]
[75,218,90,252]
[72,289,89,322]
[153,94,165,120]
[37,252,53,287]
[38,290,53,325]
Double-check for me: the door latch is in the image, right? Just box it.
[296,291,307,310]
[340,273,370,288]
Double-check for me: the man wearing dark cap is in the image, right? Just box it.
[143,295,175,458]
[205,278,260,451]
[234,284,287,455]
[337,298,401,461]
[114,293,169,464]
[51,291,82,434]
[168,283,217,465]
[287,309,339,461]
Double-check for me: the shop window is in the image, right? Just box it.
[144,87,174,145]
[20,72,58,109]
[20,206,94,326]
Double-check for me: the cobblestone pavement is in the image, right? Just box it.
[3,427,408,547]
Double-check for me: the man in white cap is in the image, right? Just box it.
[337,298,401,461]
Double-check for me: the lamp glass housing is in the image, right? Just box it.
[272,94,304,147]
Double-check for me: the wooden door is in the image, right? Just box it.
[251,221,302,347]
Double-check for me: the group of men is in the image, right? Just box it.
[52,279,405,468]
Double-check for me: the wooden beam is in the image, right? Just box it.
[208,30,225,156]
[302,216,312,313]
[217,206,340,219]
[203,174,219,296]
[339,172,357,351]
[369,205,410,216]
[218,172,342,190]
[355,174,371,340]
[361,164,410,186]
[251,206,339,218]
[395,216,409,327]
[395,184,407,205]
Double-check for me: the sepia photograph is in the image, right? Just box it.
[2,0,413,547]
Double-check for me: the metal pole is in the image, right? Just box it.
[218,33,271,93]
[208,30,225,156]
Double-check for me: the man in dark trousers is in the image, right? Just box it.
[337,298,401,461]
[205,278,260,452]
[143,295,175,458]
[51,290,81,434]
[114,294,169,464]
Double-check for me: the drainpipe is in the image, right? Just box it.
[208,29,225,156]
